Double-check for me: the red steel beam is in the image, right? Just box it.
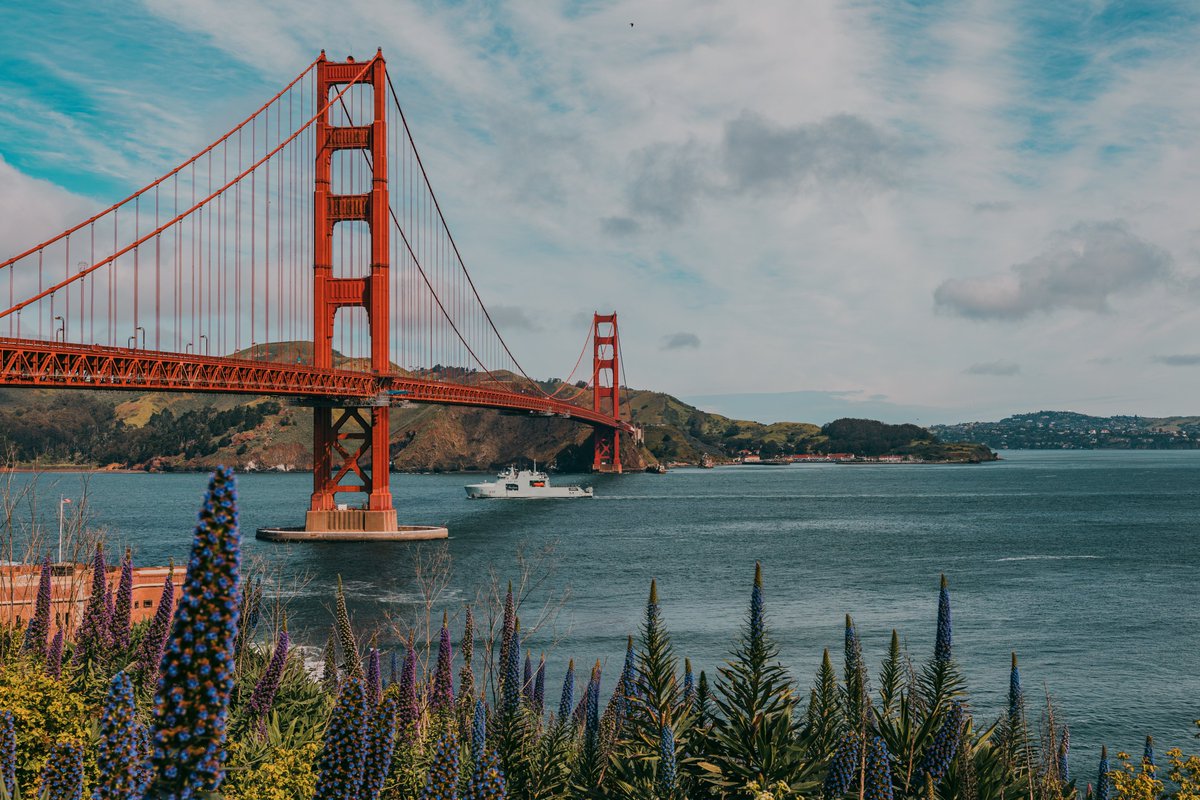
[0,338,634,432]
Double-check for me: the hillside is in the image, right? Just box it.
[932,410,1200,450]
[0,348,993,470]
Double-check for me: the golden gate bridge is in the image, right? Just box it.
[0,50,636,539]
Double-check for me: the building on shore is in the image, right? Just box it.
[0,562,180,632]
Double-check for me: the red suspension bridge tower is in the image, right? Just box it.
[306,52,396,534]
[0,49,642,541]
[592,312,622,473]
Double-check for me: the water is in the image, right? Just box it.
[12,450,1200,764]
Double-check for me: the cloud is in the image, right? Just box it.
[0,156,96,255]
[934,221,1171,320]
[723,111,903,193]
[661,331,700,350]
[488,305,541,333]
[627,140,709,225]
[965,360,1020,376]
[625,111,905,225]
[600,216,641,236]
[1155,354,1200,366]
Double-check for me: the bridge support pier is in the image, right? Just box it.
[592,312,623,473]
[306,404,397,533]
[300,51,408,536]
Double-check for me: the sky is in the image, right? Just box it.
[3,1,1200,424]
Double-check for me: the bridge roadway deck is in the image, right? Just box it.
[0,338,633,432]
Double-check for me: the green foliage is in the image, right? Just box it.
[605,580,694,800]
[0,394,281,466]
[0,545,1193,800]
[0,661,90,795]
[700,565,820,798]
[817,418,936,458]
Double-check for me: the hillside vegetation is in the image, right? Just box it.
[0,346,992,470]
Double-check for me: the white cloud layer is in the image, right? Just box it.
[935,221,1172,320]
[5,2,1200,420]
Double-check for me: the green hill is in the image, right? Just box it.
[0,348,993,470]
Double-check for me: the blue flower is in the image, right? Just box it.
[915,701,964,787]
[365,646,382,707]
[824,731,861,799]
[557,659,575,721]
[465,747,507,800]
[247,627,290,733]
[72,544,111,664]
[39,738,84,800]
[94,671,142,799]
[360,694,398,800]
[865,735,894,800]
[145,468,241,799]
[471,698,487,770]
[1096,746,1111,800]
[421,731,461,800]
[934,574,952,663]
[23,556,51,658]
[533,656,545,715]
[657,724,677,796]
[501,620,523,715]
[584,660,602,750]
[431,613,455,712]
[1008,652,1023,734]
[313,677,369,799]
[0,710,16,797]
[750,561,765,646]
[112,549,134,650]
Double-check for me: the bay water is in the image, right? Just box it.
[13,449,1200,767]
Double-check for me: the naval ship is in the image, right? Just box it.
[464,465,593,499]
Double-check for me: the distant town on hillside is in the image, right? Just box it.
[931,411,1200,450]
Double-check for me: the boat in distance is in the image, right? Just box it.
[465,466,594,499]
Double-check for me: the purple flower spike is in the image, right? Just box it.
[865,735,894,800]
[39,738,84,800]
[46,629,64,678]
[145,468,241,799]
[458,606,475,703]
[71,543,110,664]
[824,731,861,800]
[248,627,290,733]
[658,724,677,796]
[360,693,398,800]
[934,574,952,663]
[1096,746,1111,800]
[915,701,965,788]
[523,652,534,705]
[0,710,16,797]
[501,620,523,715]
[558,659,575,721]
[94,671,142,799]
[366,647,382,708]
[533,656,545,714]
[134,568,175,686]
[112,549,134,650]
[397,639,420,740]
[431,612,455,712]
[499,583,515,693]
[23,556,52,658]
[584,660,602,745]
[314,677,369,800]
